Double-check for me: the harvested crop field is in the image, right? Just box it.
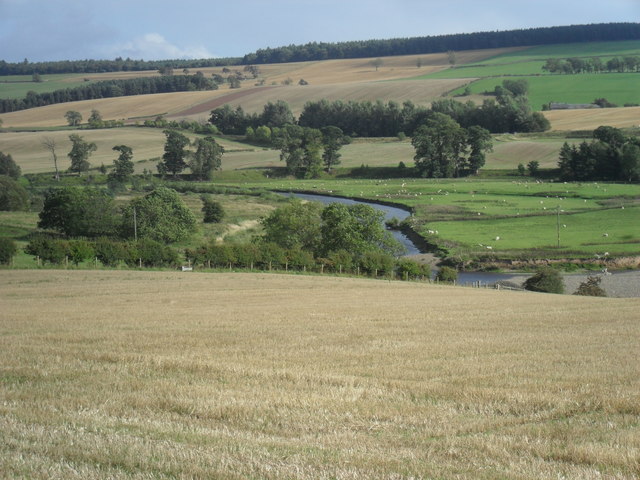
[1,128,170,173]
[1,270,639,479]
[0,90,228,128]
[543,106,640,131]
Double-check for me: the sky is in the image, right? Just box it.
[1,0,639,63]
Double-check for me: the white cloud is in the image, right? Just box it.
[104,33,214,60]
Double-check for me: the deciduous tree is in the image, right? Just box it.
[0,151,21,179]
[0,176,29,211]
[67,134,97,174]
[321,126,347,172]
[320,203,401,257]
[38,187,119,237]
[41,136,60,181]
[159,130,190,177]
[412,113,467,178]
[64,110,82,126]
[109,145,135,182]
[189,137,223,180]
[121,187,196,243]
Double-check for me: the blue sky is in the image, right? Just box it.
[1,0,639,63]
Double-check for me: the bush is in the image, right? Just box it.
[94,237,127,267]
[201,195,225,223]
[24,235,69,264]
[233,243,262,269]
[0,175,29,211]
[68,239,94,265]
[523,267,564,294]
[358,251,394,276]
[396,258,430,280]
[286,247,315,271]
[0,237,17,264]
[126,238,179,268]
[573,275,607,297]
[258,241,286,270]
[121,187,196,243]
[0,152,21,179]
[327,249,354,273]
[435,266,458,283]
[38,187,119,237]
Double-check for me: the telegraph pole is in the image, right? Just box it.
[556,205,560,248]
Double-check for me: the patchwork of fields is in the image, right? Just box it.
[1,38,640,480]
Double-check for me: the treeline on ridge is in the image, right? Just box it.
[0,74,218,114]
[0,57,240,76]
[2,23,638,76]
[242,23,640,64]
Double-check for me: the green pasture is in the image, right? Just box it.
[216,177,639,257]
[416,41,640,80]
[414,40,640,110]
[0,73,93,100]
[419,61,546,79]
[478,40,640,64]
[448,73,640,111]
[426,206,638,257]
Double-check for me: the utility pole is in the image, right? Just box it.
[556,205,560,248]
[133,206,137,241]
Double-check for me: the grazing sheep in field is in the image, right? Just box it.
[603,233,609,237]
[495,236,500,241]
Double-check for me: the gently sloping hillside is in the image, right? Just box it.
[543,106,640,131]
[0,47,518,128]
[0,90,230,128]
[170,79,472,119]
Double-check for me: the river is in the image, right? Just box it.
[281,191,639,291]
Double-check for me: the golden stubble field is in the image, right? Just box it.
[1,270,639,479]
[0,48,514,129]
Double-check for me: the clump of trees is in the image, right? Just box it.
[255,199,408,276]
[209,100,295,135]
[121,187,197,243]
[37,186,197,244]
[272,125,347,178]
[38,187,120,237]
[523,267,565,294]
[558,126,640,182]
[157,130,224,179]
[212,90,547,145]
[411,113,493,178]
[542,56,640,74]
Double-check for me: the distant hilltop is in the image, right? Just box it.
[1,22,640,76]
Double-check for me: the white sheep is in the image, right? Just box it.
[494,236,500,241]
